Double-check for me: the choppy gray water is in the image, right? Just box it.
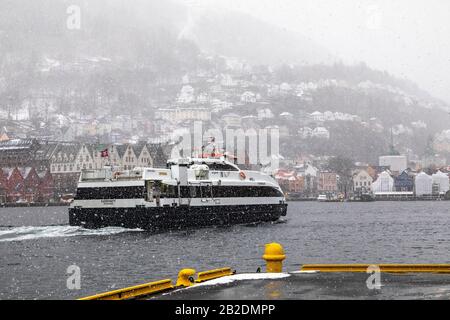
[0,201,449,300]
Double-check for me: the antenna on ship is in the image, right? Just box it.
[210,136,216,158]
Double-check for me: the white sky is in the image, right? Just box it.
[188,0,450,103]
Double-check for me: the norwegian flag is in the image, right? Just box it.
[100,148,109,158]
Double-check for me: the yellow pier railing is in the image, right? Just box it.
[300,264,450,273]
[195,267,234,283]
[78,279,174,300]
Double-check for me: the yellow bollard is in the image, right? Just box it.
[176,269,196,287]
[262,243,286,273]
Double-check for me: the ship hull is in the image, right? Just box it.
[69,203,288,231]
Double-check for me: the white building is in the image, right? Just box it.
[177,85,195,104]
[353,170,373,192]
[312,127,330,139]
[279,112,293,120]
[75,145,95,171]
[221,113,242,128]
[279,83,292,94]
[220,74,235,87]
[155,108,211,123]
[431,171,450,194]
[196,92,209,104]
[257,108,274,120]
[415,172,433,196]
[379,155,407,173]
[372,171,394,193]
[310,111,324,122]
[323,111,335,121]
[298,127,313,139]
[295,163,318,178]
[241,91,257,103]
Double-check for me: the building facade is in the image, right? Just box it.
[353,170,373,192]
[415,172,433,196]
[317,172,338,193]
[394,171,414,192]
[372,171,394,193]
[431,171,450,195]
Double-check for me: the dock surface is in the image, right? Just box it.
[156,272,450,300]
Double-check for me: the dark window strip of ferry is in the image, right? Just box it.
[203,163,238,171]
[167,163,238,171]
[179,185,283,198]
[75,185,283,200]
[74,186,145,200]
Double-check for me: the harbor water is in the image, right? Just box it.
[0,201,449,300]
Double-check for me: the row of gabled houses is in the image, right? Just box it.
[275,161,450,198]
[0,138,169,203]
[353,168,450,196]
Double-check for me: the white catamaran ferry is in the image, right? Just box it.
[69,157,287,230]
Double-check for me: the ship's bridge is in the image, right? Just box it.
[167,157,240,172]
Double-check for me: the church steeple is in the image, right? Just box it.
[389,127,400,155]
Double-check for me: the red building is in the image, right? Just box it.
[0,168,7,203]
[275,170,305,193]
[0,167,54,204]
[317,172,338,193]
[6,167,25,203]
[39,170,55,202]
[23,168,41,203]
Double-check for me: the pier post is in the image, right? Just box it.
[176,269,196,287]
[262,243,286,273]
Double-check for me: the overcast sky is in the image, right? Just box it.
[189,0,450,104]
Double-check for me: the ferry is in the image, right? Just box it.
[69,157,287,230]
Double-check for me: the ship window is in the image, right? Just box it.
[204,163,238,171]
[176,185,283,198]
[189,186,197,198]
[202,185,212,198]
[159,183,178,198]
[74,186,145,200]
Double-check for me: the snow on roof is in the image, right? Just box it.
[432,170,449,177]
[374,192,414,195]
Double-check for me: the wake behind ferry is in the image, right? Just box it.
[69,156,287,230]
